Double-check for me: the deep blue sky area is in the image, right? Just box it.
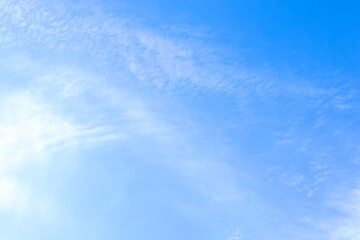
[102,0,360,72]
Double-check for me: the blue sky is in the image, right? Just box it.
[0,0,360,239]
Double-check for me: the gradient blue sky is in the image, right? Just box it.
[0,0,360,239]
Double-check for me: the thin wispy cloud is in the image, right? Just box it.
[0,0,359,239]
[322,185,360,240]
[0,88,119,214]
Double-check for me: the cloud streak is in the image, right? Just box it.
[1,1,359,239]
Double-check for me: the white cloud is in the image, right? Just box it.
[327,187,360,240]
[3,0,354,224]
[0,52,245,218]
[227,228,245,240]
[0,177,28,215]
[0,0,248,92]
[0,87,118,216]
[0,0,354,114]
